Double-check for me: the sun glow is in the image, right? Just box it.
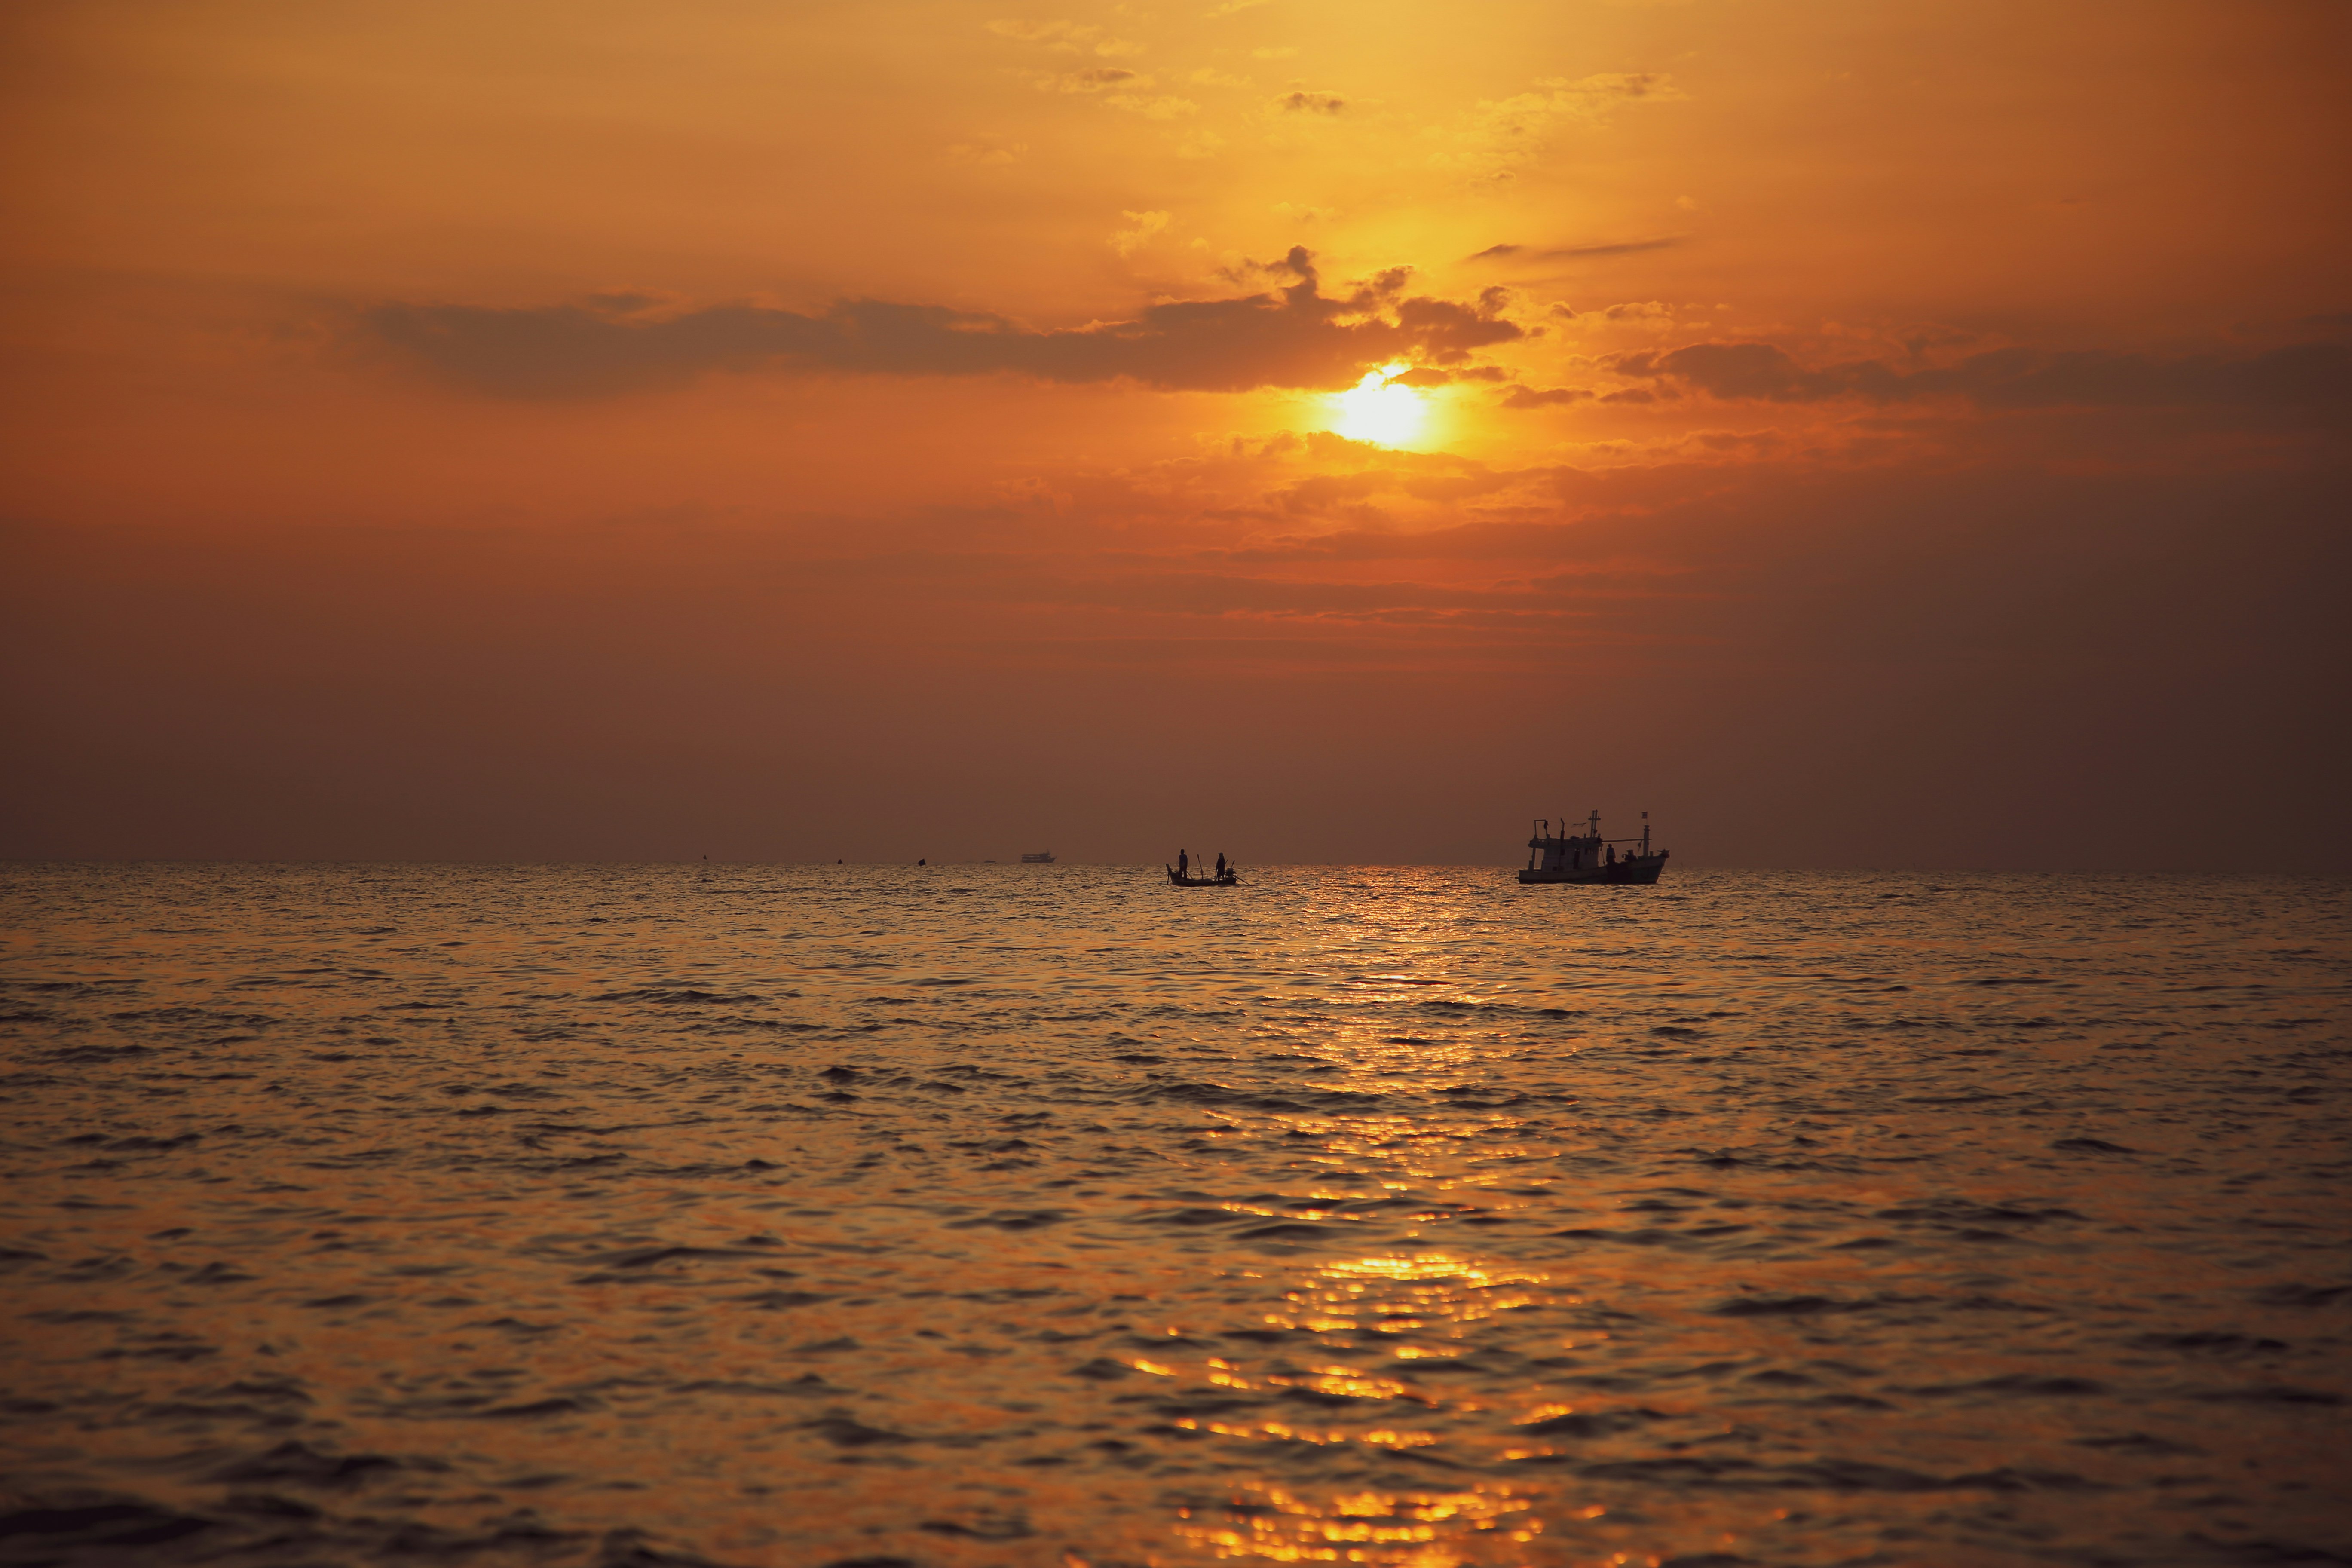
[1332,364,1428,446]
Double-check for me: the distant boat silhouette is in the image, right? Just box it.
[1519,810,1669,885]
[1020,851,1055,864]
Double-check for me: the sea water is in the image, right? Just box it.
[1,863,2346,1567]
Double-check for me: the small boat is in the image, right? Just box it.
[1020,851,1056,864]
[1167,853,1239,886]
[1519,810,1669,885]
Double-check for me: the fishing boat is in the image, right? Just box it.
[1519,810,1669,885]
[1020,851,1055,864]
[1167,853,1239,887]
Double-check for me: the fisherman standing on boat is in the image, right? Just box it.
[1215,852,1225,877]
[1178,849,1189,877]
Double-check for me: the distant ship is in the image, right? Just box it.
[1519,810,1669,885]
[1020,851,1055,864]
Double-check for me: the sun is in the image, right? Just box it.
[1332,364,1428,446]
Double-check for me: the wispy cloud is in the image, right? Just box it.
[1608,340,2352,409]
[1110,210,1172,256]
[1436,74,1687,184]
[1032,65,1142,93]
[986,18,1140,56]
[1466,237,1682,263]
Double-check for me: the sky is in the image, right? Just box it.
[2,0,2346,868]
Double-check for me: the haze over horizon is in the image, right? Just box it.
[4,0,2346,871]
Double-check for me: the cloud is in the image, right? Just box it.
[1467,237,1681,264]
[1035,65,1141,92]
[1500,386,1593,409]
[363,248,1525,398]
[1276,89,1345,114]
[1387,365,1508,388]
[1608,340,2352,410]
[987,18,1140,56]
[1437,74,1685,184]
[1111,210,1172,256]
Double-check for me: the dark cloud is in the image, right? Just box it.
[1276,90,1345,113]
[1468,238,1681,263]
[1500,386,1592,409]
[1611,340,2352,409]
[363,248,1522,398]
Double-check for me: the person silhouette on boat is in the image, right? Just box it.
[1178,849,1189,878]
[1215,852,1226,878]
[1606,845,1616,867]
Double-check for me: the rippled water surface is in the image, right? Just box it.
[3,863,2348,1568]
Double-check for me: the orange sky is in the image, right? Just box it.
[3,0,2347,866]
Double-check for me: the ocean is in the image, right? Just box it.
[1,862,2346,1567]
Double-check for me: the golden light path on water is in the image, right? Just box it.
[1,863,2347,1566]
[1163,1251,1561,1565]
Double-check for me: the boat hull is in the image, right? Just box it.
[1518,855,1667,886]
[1167,870,1239,887]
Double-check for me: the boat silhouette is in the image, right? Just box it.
[1519,810,1669,885]
[1166,849,1239,886]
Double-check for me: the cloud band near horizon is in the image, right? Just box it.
[362,248,1521,398]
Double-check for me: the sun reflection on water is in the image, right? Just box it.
[1268,1252,1556,1336]
[1171,1482,1540,1565]
[1138,1253,1573,1563]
